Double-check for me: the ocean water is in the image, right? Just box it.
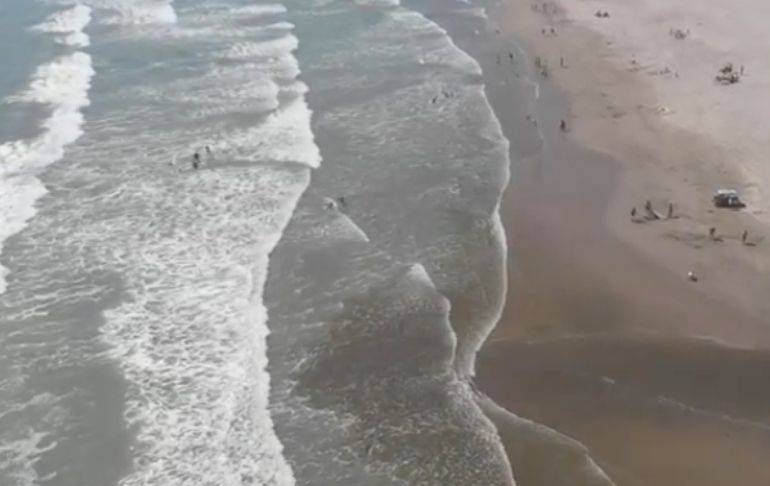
[0,0,595,484]
[262,0,516,482]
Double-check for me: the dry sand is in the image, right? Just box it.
[499,0,770,341]
[474,0,770,484]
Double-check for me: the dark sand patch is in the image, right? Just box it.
[478,336,770,486]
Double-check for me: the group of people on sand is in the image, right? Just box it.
[629,199,754,283]
[631,199,753,245]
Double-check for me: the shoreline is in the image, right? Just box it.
[468,0,770,484]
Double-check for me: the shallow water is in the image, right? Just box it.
[263,0,515,483]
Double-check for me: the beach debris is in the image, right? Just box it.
[509,51,515,62]
[534,56,542,68]
[712,188,745,208]
[594,10,610,18]
[715,63,740,85]
[560,56,565,67]
[687,271,698,282]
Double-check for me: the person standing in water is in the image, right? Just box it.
[192,151,201,170]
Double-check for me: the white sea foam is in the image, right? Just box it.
[90,3,312,484]
[456,6,488,19]
[0,391,62,486]
[31,4,92,47]
[225,34,299,60]
[393,10,482,75]
[354,0,400,6]
[0,429,57,485]
[0,51,94,294]
[183,4,287,26]
[154,69,281,119]
[218,90,321,168]
[85,0,178,25]
[233,4,287,16]
[292,205,370,246]
[99,168,304,486]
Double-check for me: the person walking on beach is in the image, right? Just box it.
[742,229,749,244]
[631,207,637,219]
[709,226,716,240]
[667,202,674,219]
[560,119,567,132]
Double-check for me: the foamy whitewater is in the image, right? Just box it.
[0,0,615,484]
[31,4,92,47]
[0,8,93,294]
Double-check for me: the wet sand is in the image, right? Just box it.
[470,0,770,484]
[477,337,770,486]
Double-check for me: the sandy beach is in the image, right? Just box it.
[495,0,770,342]
[474,0,770,483]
